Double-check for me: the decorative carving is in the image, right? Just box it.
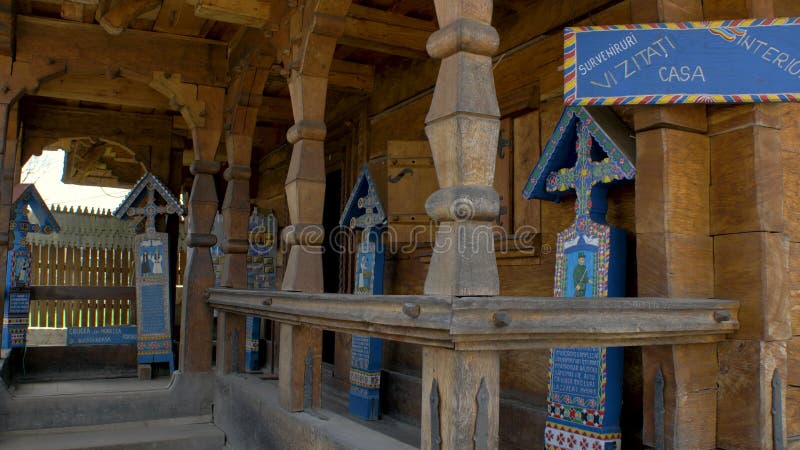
[148,72,206,129]
[655,367,665,450]
[304,349,314,410]
[773,369,785,450]
[430,378,441,450]
[474,378,489,450]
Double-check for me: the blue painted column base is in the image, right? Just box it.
[1,290,29,349]
[349,335,382,420]
[544,346,623,450]
[245,316,261,371]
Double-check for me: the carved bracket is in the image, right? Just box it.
[149,71,207,129]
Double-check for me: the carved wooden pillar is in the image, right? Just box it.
[282,73,327,293]
[276,0,349,411]
[424,0,500,296]
[215,62,268,375]
[173,84,224,373]
[0,58,64,349]
[421,1,501,449]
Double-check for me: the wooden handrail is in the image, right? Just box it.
[206,288,739,350]
[30,286,136,300]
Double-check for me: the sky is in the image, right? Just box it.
[20,149,130,211]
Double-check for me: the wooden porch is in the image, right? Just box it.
[0,0,796,449]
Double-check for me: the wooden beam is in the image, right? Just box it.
[190,0,271,28]
[257,95,291,123]
[0,0,14,58]
[98,0,161,35]
[21,102,172,166]
[329,59,374,92]
[340,4,432,59]
[37,72,171,109]
[15,15,229,87]
[227,26,270,77]
[153,0,208,36]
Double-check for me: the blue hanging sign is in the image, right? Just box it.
[565,18,800,105]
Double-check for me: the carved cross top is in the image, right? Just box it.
[340,166,386,232]
[545,120,629,221]
[10,184,60,244]
[114,173,183,235]
[522,107,636,226]
[126,184,178,234]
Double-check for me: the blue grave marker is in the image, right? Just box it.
[114,173,183,374]
[341,166,386,421]
[565,18,800,105]
[523,107,635,450]
[245,208,277,371]
[210,208,278,372]
[1,184,60,350]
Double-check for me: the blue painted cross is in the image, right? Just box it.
[340,166,387,421]
[524,106,635,449]
[114,173,184,374]
[2,184,59,350]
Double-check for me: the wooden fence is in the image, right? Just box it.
[28,286,138,329]
[29,299,136,328]
[27,242,187,329]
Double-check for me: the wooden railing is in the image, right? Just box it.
[207,288,739,441]
[206,289,739,350]
[28,286,136,328]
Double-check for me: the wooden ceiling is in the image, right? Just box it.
[12,0,540,186]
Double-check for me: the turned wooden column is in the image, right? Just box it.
[278,73,328,411]
[178,86,224,373]
[276,0,349,411]
[216,75,263,374]
[421,1,501,449]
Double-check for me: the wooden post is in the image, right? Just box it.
[627,3,720,449]
[423,0,501,296]
[0,57,65,353]
[276,0,350,412]
[421,347,499,450]
[279,323,322,411]
[175,84,224,373]
[421,1,501,448]
[702,2,796,447]
[216,61,268,374]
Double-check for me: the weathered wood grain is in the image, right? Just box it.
[636,128,710,235]
[714,232,790,341]
[642,344,718,449]
[206,289,739,350]
[710,122,783,235]
[717,339,787,449]
[512,111,540,234]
